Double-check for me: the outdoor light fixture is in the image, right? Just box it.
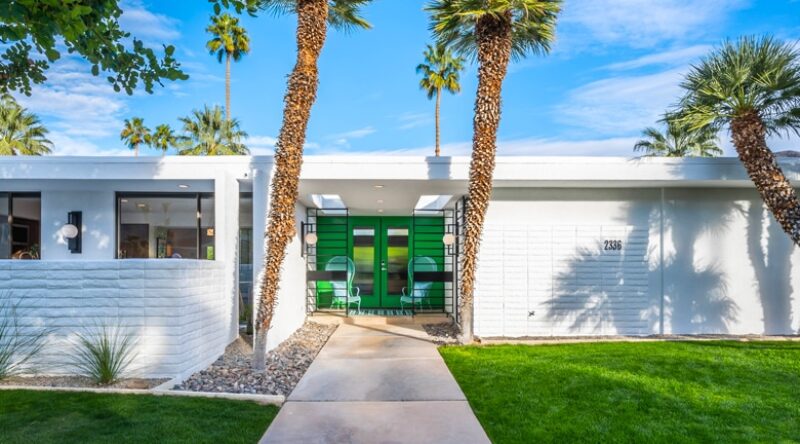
[178,184,190,189]
[442,233,456,246]
[64,211,82,254]
[305,232,318,245]
[373,185,385,189]
[61,224,79,239]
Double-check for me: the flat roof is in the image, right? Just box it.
[0,155,797,187]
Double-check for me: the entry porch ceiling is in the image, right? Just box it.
[298,179,467,216]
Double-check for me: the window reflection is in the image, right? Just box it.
[0,193,41,260]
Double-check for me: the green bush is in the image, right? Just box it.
[70,323,138,385]
[0,295,50,380]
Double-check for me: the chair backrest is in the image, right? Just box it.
[408,256,438,298]
[325,256,355,297]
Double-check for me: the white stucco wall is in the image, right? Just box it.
[1,260,234,378]
[475,187,800,337]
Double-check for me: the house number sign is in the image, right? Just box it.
[603,240,623,251]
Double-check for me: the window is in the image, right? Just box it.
[116,193,214,259]
[0,193,41,260]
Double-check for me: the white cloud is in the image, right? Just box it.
[605,45,712,71]
[331,126,376,140]
[397,112,433,130]
[47,133,130,156]
[15,59,128,140]
[562,0,748,47]
[119,0,180,43]
[556,68,685,136]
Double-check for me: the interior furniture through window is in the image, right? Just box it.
[116,193,214,259]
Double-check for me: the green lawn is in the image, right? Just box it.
[0,390,278,444]
[440,341,800,444]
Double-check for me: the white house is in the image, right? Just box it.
[1,155,799,378]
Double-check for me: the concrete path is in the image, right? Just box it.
[261,324,491,444]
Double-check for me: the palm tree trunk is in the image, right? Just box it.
[253,0,328,371]
[732,111,800,247]
[459,15,512,343]
[225,52,232,121]
[134,143,138,157]
[435,88,441,157]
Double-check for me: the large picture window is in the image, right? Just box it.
[0,192,41,260]
[117,193,215,260]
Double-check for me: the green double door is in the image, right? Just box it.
[350,217,411,309]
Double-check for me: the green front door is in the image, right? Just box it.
[349,217,411,309]
[316,215,444,310]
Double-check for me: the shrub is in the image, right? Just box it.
[0,295,50,380]
[70,323,138,385]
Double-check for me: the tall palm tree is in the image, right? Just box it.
[634,121,722,157]
[0,96,52,155]
[120,117,150,157]
[177,105,248,155]
[671,36,800,246]
[149,124,178,156]
[253,0,371,371]
[206,13,251,121]
[417,43,464,156]
[428,0,561,342]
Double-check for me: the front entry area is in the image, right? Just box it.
[314,215,446,311]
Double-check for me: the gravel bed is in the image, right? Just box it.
[173,321,336,396]
[0,376,167,389]
[423,322,461,345]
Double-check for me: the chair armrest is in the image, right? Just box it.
[401,287,407,296]
[353,286,360,297]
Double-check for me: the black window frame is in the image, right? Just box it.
[115,192,215,260]
[0,192,42,260]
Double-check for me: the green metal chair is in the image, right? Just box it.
[400,256,438,310]
[325,256,361,312]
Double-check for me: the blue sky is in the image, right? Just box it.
[14,0,800,156]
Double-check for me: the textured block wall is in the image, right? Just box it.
[0,260,233,378]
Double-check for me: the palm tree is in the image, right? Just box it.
[206,13,251,121]
[149,124,178,156]
[428,0,561,342]
[0,96,52,155]
[634,121,722,157]
[176,105,248,155]
[417,43,464,156]
[671,36,800,247]
[120,117,150,157]
[253,0,371,371]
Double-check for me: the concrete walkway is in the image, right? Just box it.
[261,323,491,444]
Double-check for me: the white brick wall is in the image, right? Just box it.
[0,260,234,378]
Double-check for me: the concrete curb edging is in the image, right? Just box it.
[0,385,285,406]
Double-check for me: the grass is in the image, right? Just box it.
[0,390,279,444]
[439,341,800,444]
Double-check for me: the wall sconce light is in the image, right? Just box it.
[305,232,318,245]
[65,211,82,254]
[442,233,456,246]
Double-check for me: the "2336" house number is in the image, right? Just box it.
[603,240,623,251]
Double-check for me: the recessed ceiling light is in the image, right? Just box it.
[120,199,128,203]
[137,203,146,209]
[377,209,384,213]
[373,185,384,189]
[178,184,190,189]
[377,199,384,204]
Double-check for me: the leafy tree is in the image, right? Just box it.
[149,124,178,156]
[251,0,371,371]
[634,121,722,157]
[0,0,187,95]
[206,13,251,121]
[671,36,800,246]
[417,43,464,156]
[0,95,52,155]
[177,105,248,155]
[119,117,150,157]
[428,0,562,342]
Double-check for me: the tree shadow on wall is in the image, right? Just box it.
[745,200,795,335]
